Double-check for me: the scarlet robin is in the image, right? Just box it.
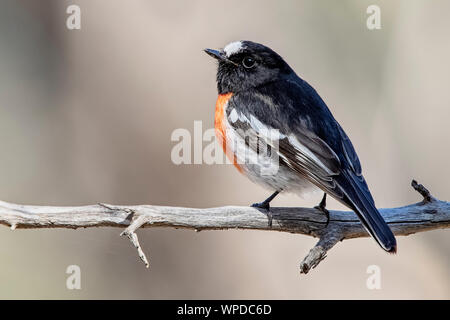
[205,41,397,253]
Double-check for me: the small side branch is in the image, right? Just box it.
[299,227,342,274]
[0,180,448,274]
[411,179,434,203]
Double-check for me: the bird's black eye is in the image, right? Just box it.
[242,56,256,69]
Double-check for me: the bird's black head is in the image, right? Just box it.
[205,41,294,94]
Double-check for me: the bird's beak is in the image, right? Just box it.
[204,48,224,60]
[204,48,239,66]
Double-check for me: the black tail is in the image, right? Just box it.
[338,171,397,253]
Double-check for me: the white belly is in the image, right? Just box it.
[223,114,319,197]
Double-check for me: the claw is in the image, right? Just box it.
[251,202,273,227]
[314,193,330,228]
[251,201,270,210]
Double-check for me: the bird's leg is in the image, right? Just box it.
[251,190,280,210]
[251,190,281,227]
[314,193,330,227]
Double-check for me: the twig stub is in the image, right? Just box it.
[411,179,433,202]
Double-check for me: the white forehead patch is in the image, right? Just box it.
[224,41,243,57]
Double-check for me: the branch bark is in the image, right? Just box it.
[0,180,448,274]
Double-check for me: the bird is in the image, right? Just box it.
[204,40,397,253]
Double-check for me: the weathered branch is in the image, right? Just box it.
[0,180,448,274]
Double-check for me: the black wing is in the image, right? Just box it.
[228,78,396,252]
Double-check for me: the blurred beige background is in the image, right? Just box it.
[0,0,448,299]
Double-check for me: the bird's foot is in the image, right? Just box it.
[314,193,330,228]
[251,201,273,228]
[251,201,270,210]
